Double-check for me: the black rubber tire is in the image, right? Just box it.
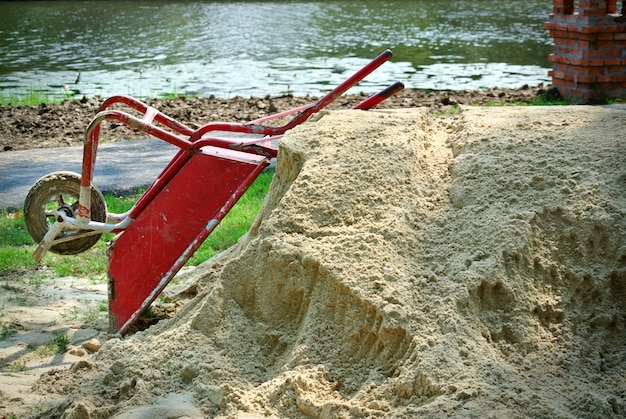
[24,171,107,255]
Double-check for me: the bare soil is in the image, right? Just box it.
[0,85,551,152]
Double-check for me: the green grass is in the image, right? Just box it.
[0,212,39,275]
[0,88,182,106]
[0,324,17,341]
[526,93,571,106]
[0,90,74,106]
[0,169,274,279]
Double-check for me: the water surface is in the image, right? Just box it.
[0,1,553,100]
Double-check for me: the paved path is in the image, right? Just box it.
[0,139,178,210]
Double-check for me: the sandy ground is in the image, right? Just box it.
[1,105,625,418]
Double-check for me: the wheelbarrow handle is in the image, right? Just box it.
[353,81,405,110]
[285,50,394,125]
[191,50,395,140]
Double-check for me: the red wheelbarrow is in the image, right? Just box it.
[24,50,403,334]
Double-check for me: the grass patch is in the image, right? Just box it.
[52,331,71,353]
[0,88,183,106]
[0,324,17,341]
[0,169,274,279]
[61,300,108,323]
[526,93,571,106]
[4,360,26,372]
[432,104,460,118]
[0,212,39,275]
[0,90,74,106]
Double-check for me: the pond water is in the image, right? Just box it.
[0,0,554,100]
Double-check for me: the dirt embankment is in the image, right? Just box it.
[0,85,552,152]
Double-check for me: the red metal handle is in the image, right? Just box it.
[353,81,405,110]
[190,50,394,141]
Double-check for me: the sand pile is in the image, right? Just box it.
[35,106,624,418]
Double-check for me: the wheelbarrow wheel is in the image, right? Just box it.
[24,171,107,255]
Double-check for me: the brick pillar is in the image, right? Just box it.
[545,1,626,103]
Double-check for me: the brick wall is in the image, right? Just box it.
[545,0,626,103]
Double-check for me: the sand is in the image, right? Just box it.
[1,105,625,418]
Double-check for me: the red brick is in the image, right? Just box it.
[580,25,602,33]
[607,65,626,73]
[604,57,622,65]
[606,0,617,14]
[552,30,570,39]
[557,63,570,72]
[615,33,626,40]
[553,37,571,46]
[552,0,576,14]
[578,31,598,40]
[569,48,584,56]
[555,87,571,98]
[583,65,609,74]
[598,74,626,82]
[554,46,569,56]
[576,74,598,83]
[553,6,575,14]
[551,54,572,64]
[581,9,608,17]
[583,49,606,57]
[597,32,616,41]
[598,40,616,48]
[552,0,574,7]
[553,23,571,32]
[581,58,606,66]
